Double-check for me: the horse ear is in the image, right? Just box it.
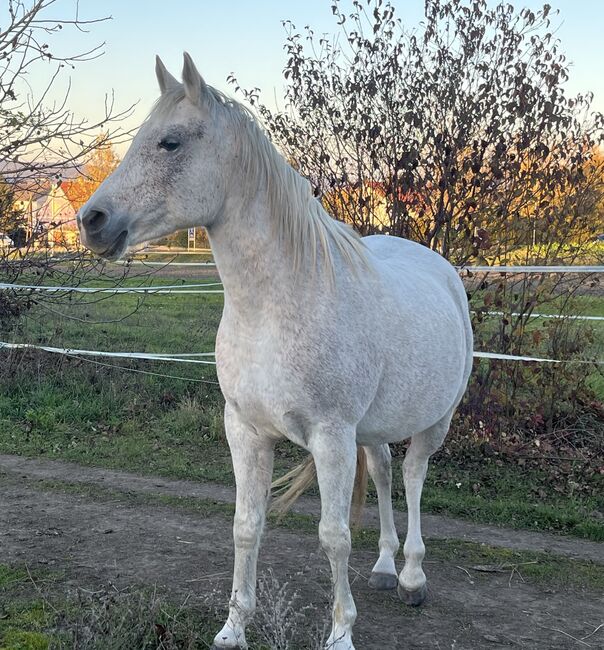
[182,51,208,106]
[155,56,179,94]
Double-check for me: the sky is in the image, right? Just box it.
[22,0,604,155]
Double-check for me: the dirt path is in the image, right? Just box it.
[1,454,601,564]
[1,454,603,650]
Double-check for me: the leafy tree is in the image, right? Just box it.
[235,0,604,263]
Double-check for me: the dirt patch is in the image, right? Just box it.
[1,457,603,649]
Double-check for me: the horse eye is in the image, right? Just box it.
[158,139,180,152]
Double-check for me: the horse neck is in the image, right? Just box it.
[206,187,302,321]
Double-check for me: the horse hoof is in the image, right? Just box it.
[397,582,427,606]
[368,571,398,591]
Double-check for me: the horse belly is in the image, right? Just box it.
[355,291,468,445]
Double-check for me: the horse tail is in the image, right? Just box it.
[271,454,317,518]
[270,447,368,529]
[351,446,368,528]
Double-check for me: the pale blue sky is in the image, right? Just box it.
[26,0,604,153]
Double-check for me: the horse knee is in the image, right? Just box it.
[233,513,263,549]
[319,519,351,557]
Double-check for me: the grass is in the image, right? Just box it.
[470,288,604,394]
[0,566,54,650]
[129,252,215,263]
[421,469,604,542]
[1,372,601,541]
[0,265,603,542]
[0,558,329,650]
[0,563,221,649]
[2,362,602,536]
[1,546,603,650]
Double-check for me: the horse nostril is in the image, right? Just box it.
[82,207,109,234]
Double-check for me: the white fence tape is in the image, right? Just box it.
[4,283,602,318]
[1,264,603,370]
[0,342,216,365]
[116,261,217,267]
[123,261,604,271]
[473,351,603,365]
[0,282,223,294]
[1,340,602,368]
[138,249,213,255]
[480,310,604,323]
[458,265,604,273]
[3,285,602,321]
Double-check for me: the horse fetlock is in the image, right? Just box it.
[399,564,427,593]
[212,620,248,650]
[326,630,355,650]
[228,594,255,623]
[403,538,425,563]
[325,639,355,650]
[378,537,400,559]
[371,549,397,577]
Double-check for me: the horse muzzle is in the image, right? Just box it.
[78,204,130,261]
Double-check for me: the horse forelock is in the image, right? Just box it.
[148,83,367,275]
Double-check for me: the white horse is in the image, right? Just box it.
[78,53,473,650]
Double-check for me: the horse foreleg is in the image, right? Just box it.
[398,416,449,606]
[310,429,357,650]
[212,404,275,650]
[364,444,399,591]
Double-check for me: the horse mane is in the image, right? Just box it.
[150,85,367,275]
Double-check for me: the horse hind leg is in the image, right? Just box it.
[364,444,399,591]
[398,414,451,606]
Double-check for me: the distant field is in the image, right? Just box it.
[485,241,604,265]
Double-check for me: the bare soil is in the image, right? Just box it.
[1,454,603,650]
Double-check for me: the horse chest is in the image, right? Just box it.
[216,329,309,441]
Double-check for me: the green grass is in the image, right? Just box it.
[129,251,215,263]
[1,350,600,541]
[0,566,54,650]
[421,469,604,541]
[470,289,604,391]
[8,285,223,356]
[1,364,601,541]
